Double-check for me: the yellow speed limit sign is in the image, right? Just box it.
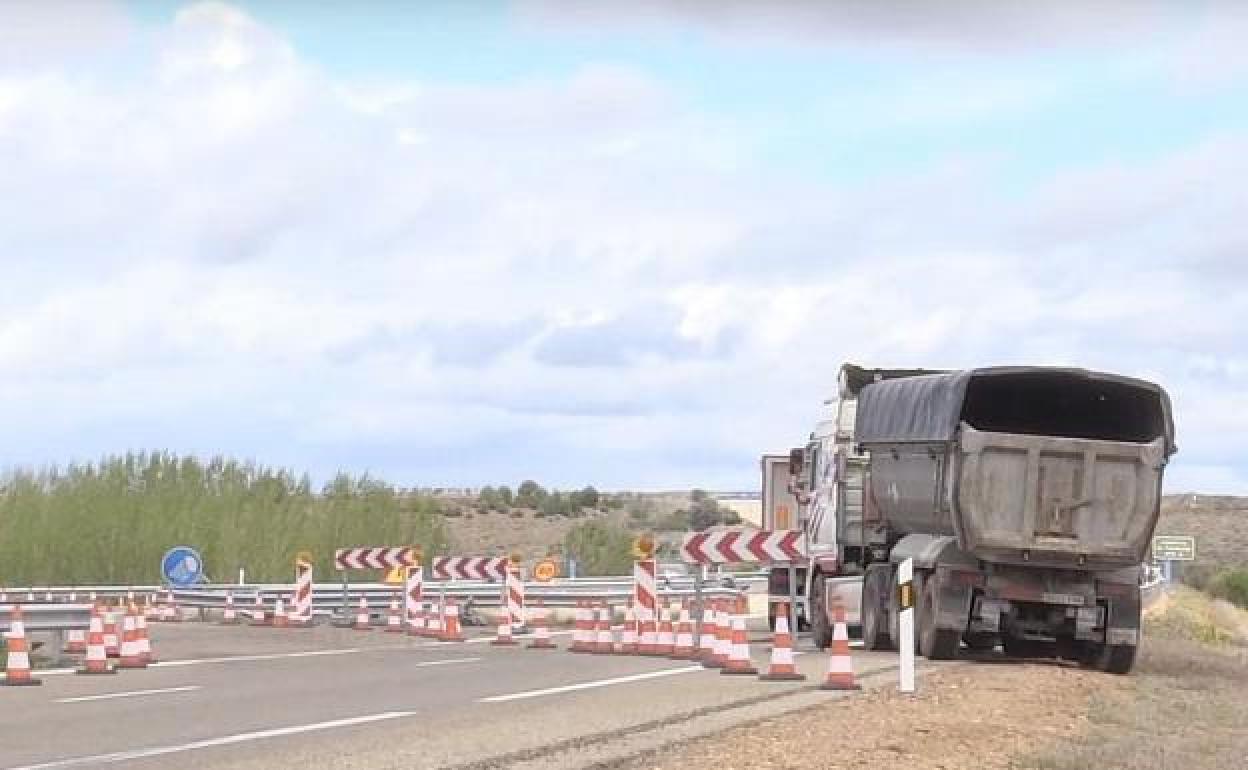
[533,558,559,583]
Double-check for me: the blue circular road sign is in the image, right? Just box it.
[161,546,205,587]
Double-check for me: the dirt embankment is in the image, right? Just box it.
[616,588,1248,770]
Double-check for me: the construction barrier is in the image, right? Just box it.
[2,605,41,686]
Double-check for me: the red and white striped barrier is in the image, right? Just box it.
[433,556,508,581]
[633,559,657,654]
[292,558,314,624]
[334,546,420,571]
[404,567,423,634]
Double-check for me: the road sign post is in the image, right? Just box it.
[898,558,915,694]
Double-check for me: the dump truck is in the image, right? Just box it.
[774,363,1175,673]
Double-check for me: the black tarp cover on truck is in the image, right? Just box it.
[854,366,1175,453]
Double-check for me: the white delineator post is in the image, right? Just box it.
[899,558,915,694]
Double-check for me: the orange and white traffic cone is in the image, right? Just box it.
[527,600,557,650]
[708,601,731,669]
[671,605,695,660]
[651,603,675,656]
[221,591,238,625]
[408,600,427,638]
[620,601,638,655]
[721,612,758,675]
[165,591,182,622]
[118,606,146,669]
[77,606,116,675]
[426,600,444,639]
[820,600,861,690]
[569,601,589,653]
[251,594,268,626]
[593,604,613,654]
[697,602,717,664]
[353,596,372,631]
[103,609,121,658]
[2,605,42,686]
[135,603,155,664]
[386,595,403,632]
[760,601,805,681]
[492,611,517,646]
[273,597,289,629]
[64,626,87,654]
[441,600,465,642]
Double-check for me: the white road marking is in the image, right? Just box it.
[480,665,705,703]
[56,685,202,704]
[5,711,415,770]
[149,648,361,668]
[414,656,480,667]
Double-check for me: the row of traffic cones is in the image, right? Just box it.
[2,601,162,685]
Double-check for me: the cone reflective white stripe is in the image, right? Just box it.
[441,600,464,642]
[77,606,115,675]
[569,602,589,653]
[409,600,428,637]
[426,601,443,636]
[671,606,694,659]
[251,594,267,626]
[3,605,41,686]
[273,597,289,628]
[652,604,674,656]
[353,597,372,631]
[492,613,517,646]
[710,606,731,668]
[136,608,154,664]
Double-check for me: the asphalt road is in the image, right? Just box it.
[1,621,929,769]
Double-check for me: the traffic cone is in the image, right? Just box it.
[426,600,444,639]
[221,591,238,625]
[103,609,121,658]
[288,594,309,627]
[819,601,860,691]
[2,605,41,686]
[64,626,87,654]
[697,602,717,664]
[492,611,517,646]
[408,600,427,638]
[251,594,268,626]
[620,601,639,655]
[353,597,372,631]
[386,595,403,632]
[708,602,731,669]
[569,602,589,653]
[118,607,145,669]
[593,604,613,654]
[651,603,674,656]
[527,601,556,649]
[721,612,758,675]
[760,602,806,681]
[273,597,289,629]
[77,606,116,675]
[166,591,182,622]
[638,606,657,655]
[671,605,695,659]
[441,600,465,642]
[136,604,155,664]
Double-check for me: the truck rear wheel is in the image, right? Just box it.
[1093,643,1137,674]
[917,573,960,660]
[861,564,893,651]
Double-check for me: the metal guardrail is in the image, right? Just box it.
[0,604,92,634]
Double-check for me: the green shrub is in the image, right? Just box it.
[1209,569,1248,610]
[564,520,633,576]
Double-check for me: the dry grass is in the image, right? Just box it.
[1018,588,1248,770]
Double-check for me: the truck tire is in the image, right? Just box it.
[962,633,997,652]
[1093,643,1137,674]
[810,576,833,650]
[1002,636,1052,659]
[917,573,960,660]
[861,564,893,651]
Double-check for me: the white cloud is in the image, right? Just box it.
[0,3,1244,492]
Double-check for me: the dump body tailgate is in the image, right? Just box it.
[955,424,1167,569]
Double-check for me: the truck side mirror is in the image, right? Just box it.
[788,448,804,476]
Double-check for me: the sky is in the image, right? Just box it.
[0,1,1245,493]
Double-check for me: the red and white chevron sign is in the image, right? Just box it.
[680,529,807,564]
[432,556,509,581]
[334,546,420,571]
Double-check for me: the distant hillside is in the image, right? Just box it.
[1159,494,1248,570]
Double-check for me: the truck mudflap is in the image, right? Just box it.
[1100,578,1143,647]
[933,568,974,632]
